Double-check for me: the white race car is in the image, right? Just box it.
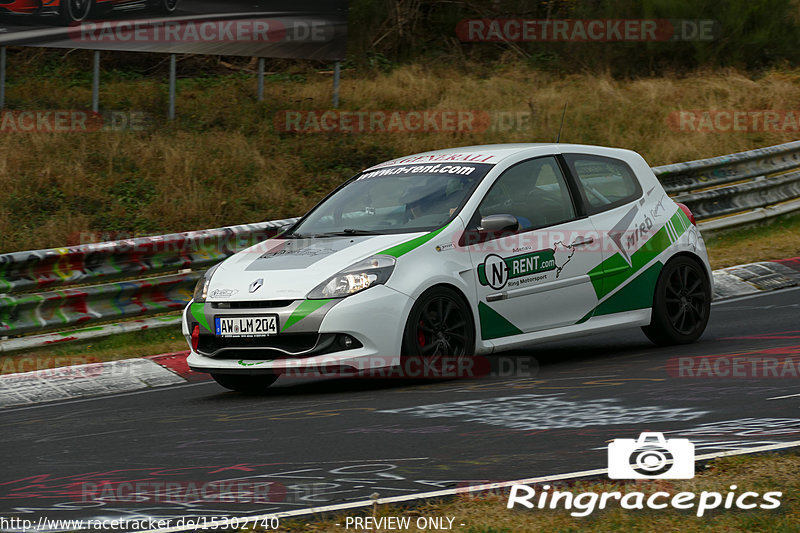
[183,144,712,392]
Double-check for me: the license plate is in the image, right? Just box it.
[215,315,278,337]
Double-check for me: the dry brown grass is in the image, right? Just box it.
[3,63,800,252]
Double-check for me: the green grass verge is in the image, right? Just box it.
[705,211,800,268]
[0,325,186,375]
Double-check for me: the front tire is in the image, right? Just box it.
[642,256,711,346]
[211,373,278,393]
[59,0,94,24]
[402,287,475,358]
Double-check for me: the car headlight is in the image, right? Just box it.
[193,277,210,303]
[308,255,396,299]
[192,264,220,303]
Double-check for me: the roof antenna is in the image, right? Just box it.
[556,102,567,143]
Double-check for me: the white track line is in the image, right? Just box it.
[713,285,800,305]
[767,392,800,400]
[136,440,800,533]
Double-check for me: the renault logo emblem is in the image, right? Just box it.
[249,278,264,293]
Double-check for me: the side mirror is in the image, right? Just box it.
[480,214,520,232]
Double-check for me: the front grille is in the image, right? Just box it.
[198,333,324,357]
[214,349,313,360]
[211,300,294,309]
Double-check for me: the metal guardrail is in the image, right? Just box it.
[652,140,800,220]
[1,142,799,344]
[0,219,298,337]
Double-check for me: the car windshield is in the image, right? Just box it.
[287,163,493,236]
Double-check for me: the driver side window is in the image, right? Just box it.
[477,156,576,231]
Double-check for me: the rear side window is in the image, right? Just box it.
[563,154,642,213]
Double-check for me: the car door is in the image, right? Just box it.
[561,153,660,310]
[464,155,602,341]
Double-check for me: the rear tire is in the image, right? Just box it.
[211,373,278,393]
[642,256,711,346]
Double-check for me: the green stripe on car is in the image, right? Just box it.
[478,301,523,340]
[190,302,212,332]
[380,225,449,258]
[588,209,688,301]
[282,299,333,331]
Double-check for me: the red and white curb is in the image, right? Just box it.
[712,257,800,299]
[0,352,207,409]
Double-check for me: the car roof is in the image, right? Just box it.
[366,143,637,170]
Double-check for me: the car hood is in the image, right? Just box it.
[206,233,422,301]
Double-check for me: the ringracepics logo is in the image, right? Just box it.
[506,433,782,517]
[608,432,694,479]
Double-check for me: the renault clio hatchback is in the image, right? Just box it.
[183,144,712,392]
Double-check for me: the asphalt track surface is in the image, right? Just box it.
[0,0,347,59]
[1,288,799,529]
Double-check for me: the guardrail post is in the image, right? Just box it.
[0,47,7,110]
[92,51,100,113]
[168,54,177,121]
[257,57,265,102]
[332,61,341,109]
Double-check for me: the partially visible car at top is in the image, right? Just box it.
[0,0,179,24]
[183,143,712,392]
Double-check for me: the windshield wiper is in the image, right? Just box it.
[283,229,384,238]
[313,229,384,237]
[341,228,383,235]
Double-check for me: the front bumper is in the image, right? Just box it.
[183,284,413,375]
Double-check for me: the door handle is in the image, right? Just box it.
[570,236,594,247]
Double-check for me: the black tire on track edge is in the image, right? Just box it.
[642,255,711,346]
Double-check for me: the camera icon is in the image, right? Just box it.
[608,432,694,479]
